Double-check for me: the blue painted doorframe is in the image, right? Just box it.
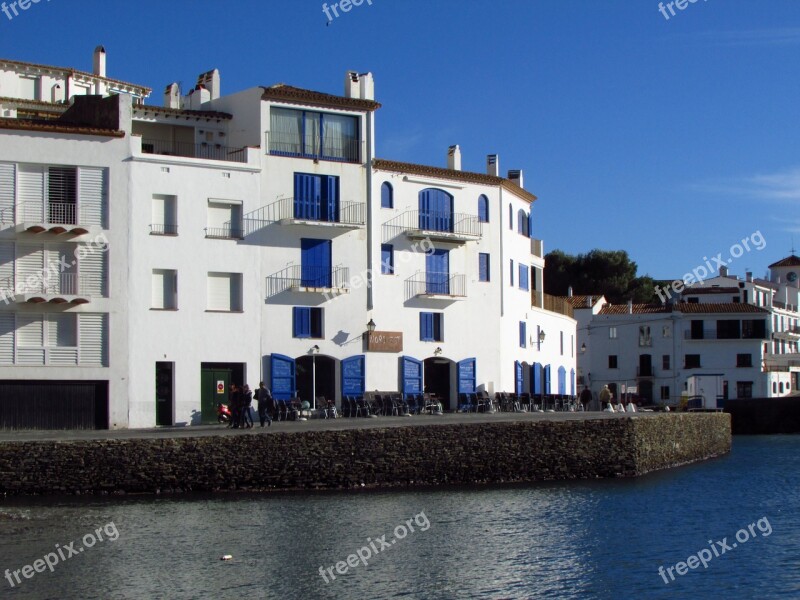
[426,249,450,294]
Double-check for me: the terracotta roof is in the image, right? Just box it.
[373,158,537,203]
[682,287,740,295]
[676,302,768,314]
[559,295,604,308]
[133,105,232,120]
[0,58,151,95]
[599,303,671,315]
[0,96,68,108]
[261,84,381,112]
[0,118,124,138]
[769,255,800,268]
[753,278,779,290]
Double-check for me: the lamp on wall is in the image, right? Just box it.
[581,343,587,353]
[434,347,442,356]
[366,318,376,333]
[538,330,546,344]
[311,344,320,354]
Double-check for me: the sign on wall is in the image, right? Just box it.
[366,331,403,353]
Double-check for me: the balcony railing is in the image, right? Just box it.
[141,139,248,163]
[268,132,360,163]
[773,300,799,312]
[47,202,77,225]
[2,273,105,299]
[382,211,482,242]
[543,293,574,318]
[531,238,544,259]
[266,264,350,297]
[405,271,466,299]
[684,329,766,340]
[243,197,365,234]
[204,225,244,240]
[637,366,655,377]
[150,223,178,235]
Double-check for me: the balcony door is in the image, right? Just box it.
[294,173,339,222]
[301,238,331,287]
[419,188,453,232]
[426,249,449,294]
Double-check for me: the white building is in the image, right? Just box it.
[569,259,800,408]
[0,48,576,429]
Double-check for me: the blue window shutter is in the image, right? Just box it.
[342,355,366,397]
[528,211,534,237]
[520,322,526,347]
[426,249,449,294]
[419,188,453,232]
[270,353,296,400]
[420,312,434,341]
[323,176,339,222]
[381,183,393,208]
[293,307,311,338]
[515,361,523,395]
[301,238,331,287]
[479,253,489,282]
[532,363,542,394]
[478,195,488,223]
[510,259,514,286]
[457,358,476,394]
[294,173,322,220]
[401,356,423,396]
[381,244,393,274]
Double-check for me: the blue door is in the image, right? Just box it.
[270,353,296,400]
[457,358,476,394]
[558,366,567,395]
[401,356,423,396]
[341,355,365,398]
[531,363,542,395]
[419,189,453,232]
[294,173,321,220]
[515,361,523,395]
[426,249,449,294]
[544,365,551,395]
[301,238,331,287]
[322,176,339,223]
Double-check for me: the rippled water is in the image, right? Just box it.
[0,436,798,599]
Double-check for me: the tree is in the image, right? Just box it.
[543,249,660,304]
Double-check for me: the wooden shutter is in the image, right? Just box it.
[0,162,15,224]
[79,245,107,297]
[17,164,44,221]
[78,167,106,227]
[79,313,108,366]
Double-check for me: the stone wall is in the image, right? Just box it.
[0,414,730,496]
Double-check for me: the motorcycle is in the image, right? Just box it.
[217,403,232,425]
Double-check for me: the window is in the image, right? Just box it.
[269,107,359,162]
[737,381,753,399]
[609,327,617,339]
[206,200,243,239]
[207,272,242,312]
[560,331,564,355]
[478,195,489,223]
[381,182,393,208]
[662,354,671,370]
[639,325,652,346]
[717,320,741,340]
[737,353,753,368]
[151,194,177,235]
[478,253,490,282]
[294,173,340,222]
[519,264,529,291]
[685,354,701,369]
[742,319,766,339]
[19,75,41,100]
[420,312,443,342]
[690,320,704,340]
[151,269,177,310]
[510,259,514,286]
[293,307,323,338]
[508,203,513,229]
[517,210,527,235]
[608,355,618,369]
[662,325,671,338]
[47,166,77,224]
[519,322,527,348]
[661,386,670,401]
[687,297,699,303]
[381,244,394,274]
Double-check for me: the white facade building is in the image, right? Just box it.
[0,49,576,429]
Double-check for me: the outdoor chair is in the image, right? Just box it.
[356,397,371,417]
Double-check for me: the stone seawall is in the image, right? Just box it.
[0,414,731,496]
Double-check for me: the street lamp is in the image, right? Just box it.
[367,318,376,333]
[581,342,586,353]
[434,346,443,356]
[538,330,546,343]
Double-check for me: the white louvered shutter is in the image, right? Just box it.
[207,272,232,311]
[0,313,14,364]
[17,164,44,222]
[0,162,15,224]
[15,244,44,294]
[78,167,106,227]
[47,314,78,365]
[0,242,14,294]
[16,314,44,365]
[78,245,107,297]
[79,313,108,366]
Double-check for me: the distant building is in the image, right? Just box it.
[0,48,576,429]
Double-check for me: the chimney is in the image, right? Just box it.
[568,286,573,298]
[51,83,62,103]
[344,71,359,98]
[746,271,753,282]
[164,83,180,109]
[344,71,375,100]
[627,300,633,314]
[188,85,210,110]
[487,154,500,177]
[448,145,462,171]
[197,69,220,100]
[586,296,593,307]
[93,46,106,78]
[719,265,728,277]
[508,169,524,189]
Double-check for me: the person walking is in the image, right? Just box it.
[579,386,592,411]
[241,384,254,428]
[599,385,612,410]
[255,382,273,427]
[230,383,242,429]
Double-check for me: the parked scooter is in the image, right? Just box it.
[217,403,233,425]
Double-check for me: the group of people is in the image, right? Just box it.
[228,382,275,428]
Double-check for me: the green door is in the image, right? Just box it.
[201,368,231,424]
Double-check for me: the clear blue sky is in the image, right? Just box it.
[2,0,798,281]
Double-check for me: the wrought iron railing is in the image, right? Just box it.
[204,224,244,240]
[405,271,466,298]
[382,211,482,241]
[268,131,360,163]
[242,197,366,235]
[266,265,350,297]
[150,223,178,235]
[141,139,248,163]
[9,273,105,297]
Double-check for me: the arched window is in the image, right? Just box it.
[381,182,393,208]
[517,209,529,236]
[477,195,489,223]
[508,203,513,230]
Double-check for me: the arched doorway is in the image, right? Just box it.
[296,355,336,407]
[423,357,453,411]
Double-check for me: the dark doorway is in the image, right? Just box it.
[200,362,245,425]
[424,357,452,411]
[296,355,336,407]
[155,362,174,426]
[639,354,653,377]
[638,380,654,404]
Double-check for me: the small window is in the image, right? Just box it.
[609,327,617,339]
[151,194,177,235]
[380,244,394,274]
[478,195,489,223]
[736,353,752,368]
[660,386,670,401]
[519,322,526,348]
[560,331,564,355]
[381,182,393,208]
[152,269,177,310]
[207,272,242,312]
[519,264,529,291]
[420,312,443,342]
[662,355,671,370]
[608,355,618,369]
[639,325,652,347]
[510,259,514,287]
[206,200,243,239]
[685,354,701,369]
[662,325,671,338]
[293,307,323,338]
[508,203,513,229]
[478,253,490,282]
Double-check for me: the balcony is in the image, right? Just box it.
[684,329,767,341]
[141,139,248,163]
[266,265,350,298]
[243,198,365,235]
[0,273,103,304]
[773,326,800,341]
[531,238,544,259]
[204,224,244,240]
[150,223,178,236]
[268,132,360,163]
[17,202,91,235]
[543,293,574,318]
[382,211,481,244]
[405,271,466,300]
[636,366,655,378]
[773,300,799,312]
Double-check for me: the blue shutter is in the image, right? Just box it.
[558,366,567,395]
[381,244,393,274]
[294,173,321,220]
[270,353,296,400]
[293,307,311,337]
[478,195,488,223]
[457,358,476,394]
[510,259,514,287]
[479,253,489,282]
[323,175,339,222]
[528,212,534,237]
[519,321,526,347]
[532,363,542,395]
[401,356,423,396]
[544,365,552,395]
[419,189,453,232]
[420,312,433,341]
[515,361,523,395]
[301,238,331,287]
[426,249,449,294]
[381,182,393,208]
[342,355,366,397]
